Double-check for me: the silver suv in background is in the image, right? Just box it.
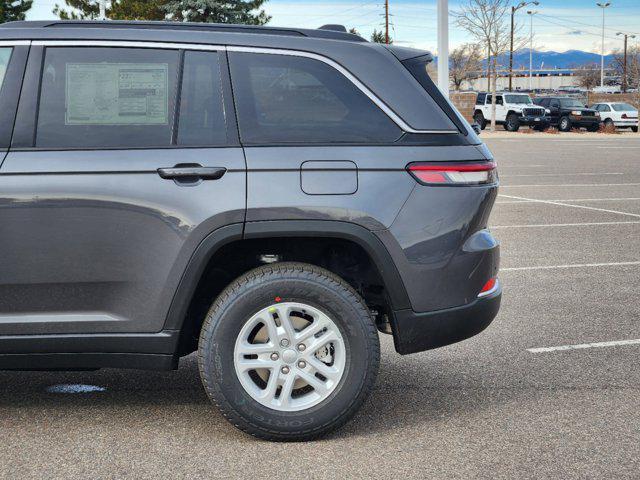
[0,21,501,441]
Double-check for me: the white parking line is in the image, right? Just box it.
[502,261,640,272]
[596,146,640,149]
[500,173,623,178]
[528,338,640,354]
[492,221,640,228]
[501,183,640,188]
[498,194,640,219]
[496,197,640,204]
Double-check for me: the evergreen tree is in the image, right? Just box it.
[0,0,33,23]
[164,0,270,25]
[370,29,391,44]
[54,0,166,20]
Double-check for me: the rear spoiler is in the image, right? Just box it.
[384,45,433,62]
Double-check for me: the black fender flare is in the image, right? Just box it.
[163,220,411,331]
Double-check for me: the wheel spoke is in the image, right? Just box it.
[236,342,275,356]
[307,356,341,382]
[278,373,297,407]
[296,369,329,393]
[237,359,273,372]
[304,329,340,356]
[295,314,332,343]
[260,369,280,402]
[275,304,297,340]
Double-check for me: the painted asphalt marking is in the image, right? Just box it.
[496,197,640,204]
[502,261,640,272]
[492,221,640,229]
[500,172,623,178]
[498,194,640,219]
[500,183,640,188]
[46,384,106,394]
[596,146,640,149]
[528,338,640,354]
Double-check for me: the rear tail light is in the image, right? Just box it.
[622,113,628,119]
[407,162,497,186]
[478,278,499,298]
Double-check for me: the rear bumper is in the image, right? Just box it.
[390,283,502,354]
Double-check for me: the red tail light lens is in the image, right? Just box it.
[622,113,628,119]
[407,162,497,186]
[478,278,498,297]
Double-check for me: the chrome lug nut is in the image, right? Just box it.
[281,366,290,374]
[297,360,307,369]
[270,353,279,361]
[280,339,290,347]
[297,343,306,352]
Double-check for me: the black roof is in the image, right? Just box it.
[0,20,367,43]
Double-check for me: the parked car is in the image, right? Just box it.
[0,20,501,441]
[590,102,638,132]
[474,91,549,131]
[534,97,600,131]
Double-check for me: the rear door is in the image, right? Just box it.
[0,42,246,335]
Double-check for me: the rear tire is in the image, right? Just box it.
[504,113,520,132]
[559,116,572,132]
[473,111,487,130]
[198,262,380,441]
[632,126,638,133]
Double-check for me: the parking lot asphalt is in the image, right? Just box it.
[2,135,640,479]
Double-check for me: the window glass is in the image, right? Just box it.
[230,52,401,144]
[37,47,179,148]
[0,48,12,91]
[477,93,486,104]
[177,51,229,146]
[496,96,503,105]
[504,94,532,104]
[559,98,585,108]
[612,103,635,111]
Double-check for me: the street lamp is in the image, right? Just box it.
[617,32,636,93]
[527,10,537,91]
[597,2,611,88]
[509,1,539,91]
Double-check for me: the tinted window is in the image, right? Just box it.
[37,47,180,148]
[612,103,635,111]
[177,51,229,146]
[0,48,11,90]
[230,52,401,144]
[559,98,585,108]
[477,93,486,104]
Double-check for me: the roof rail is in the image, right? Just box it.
[0,20,367,42]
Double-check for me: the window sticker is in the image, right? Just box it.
[65,63,169,125]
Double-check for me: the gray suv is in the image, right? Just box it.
[0,21,501,440]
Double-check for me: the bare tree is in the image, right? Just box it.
[611,46,640,92]
[450,43,482,90]
[453,0,515,130]
[574,63,600,91]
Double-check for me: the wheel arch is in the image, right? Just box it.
[163,220,411,342]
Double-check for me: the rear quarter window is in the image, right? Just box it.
[229,52,402,144]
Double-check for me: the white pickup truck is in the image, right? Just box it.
[473,92,550,132]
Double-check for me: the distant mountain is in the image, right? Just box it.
[496,49,615,70]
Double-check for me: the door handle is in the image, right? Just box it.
[157,164,227,182]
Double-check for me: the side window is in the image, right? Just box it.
[486,94,492,104]
[177,50,229,146]
[602,105,611,112]
[229,52,402,144]
[477,93,486,105]
[550,100,560,108]
[0,47,11,90]
[37,47,180,148]
[496,95,503,105]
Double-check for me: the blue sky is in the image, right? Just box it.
[26,0,640,54]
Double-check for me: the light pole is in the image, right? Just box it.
[98,0,107,20]
[597,2,610,87]
[527,10,537,91]
[509,1,539,91]
[617,32,636,93]
[437,0,449,97]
